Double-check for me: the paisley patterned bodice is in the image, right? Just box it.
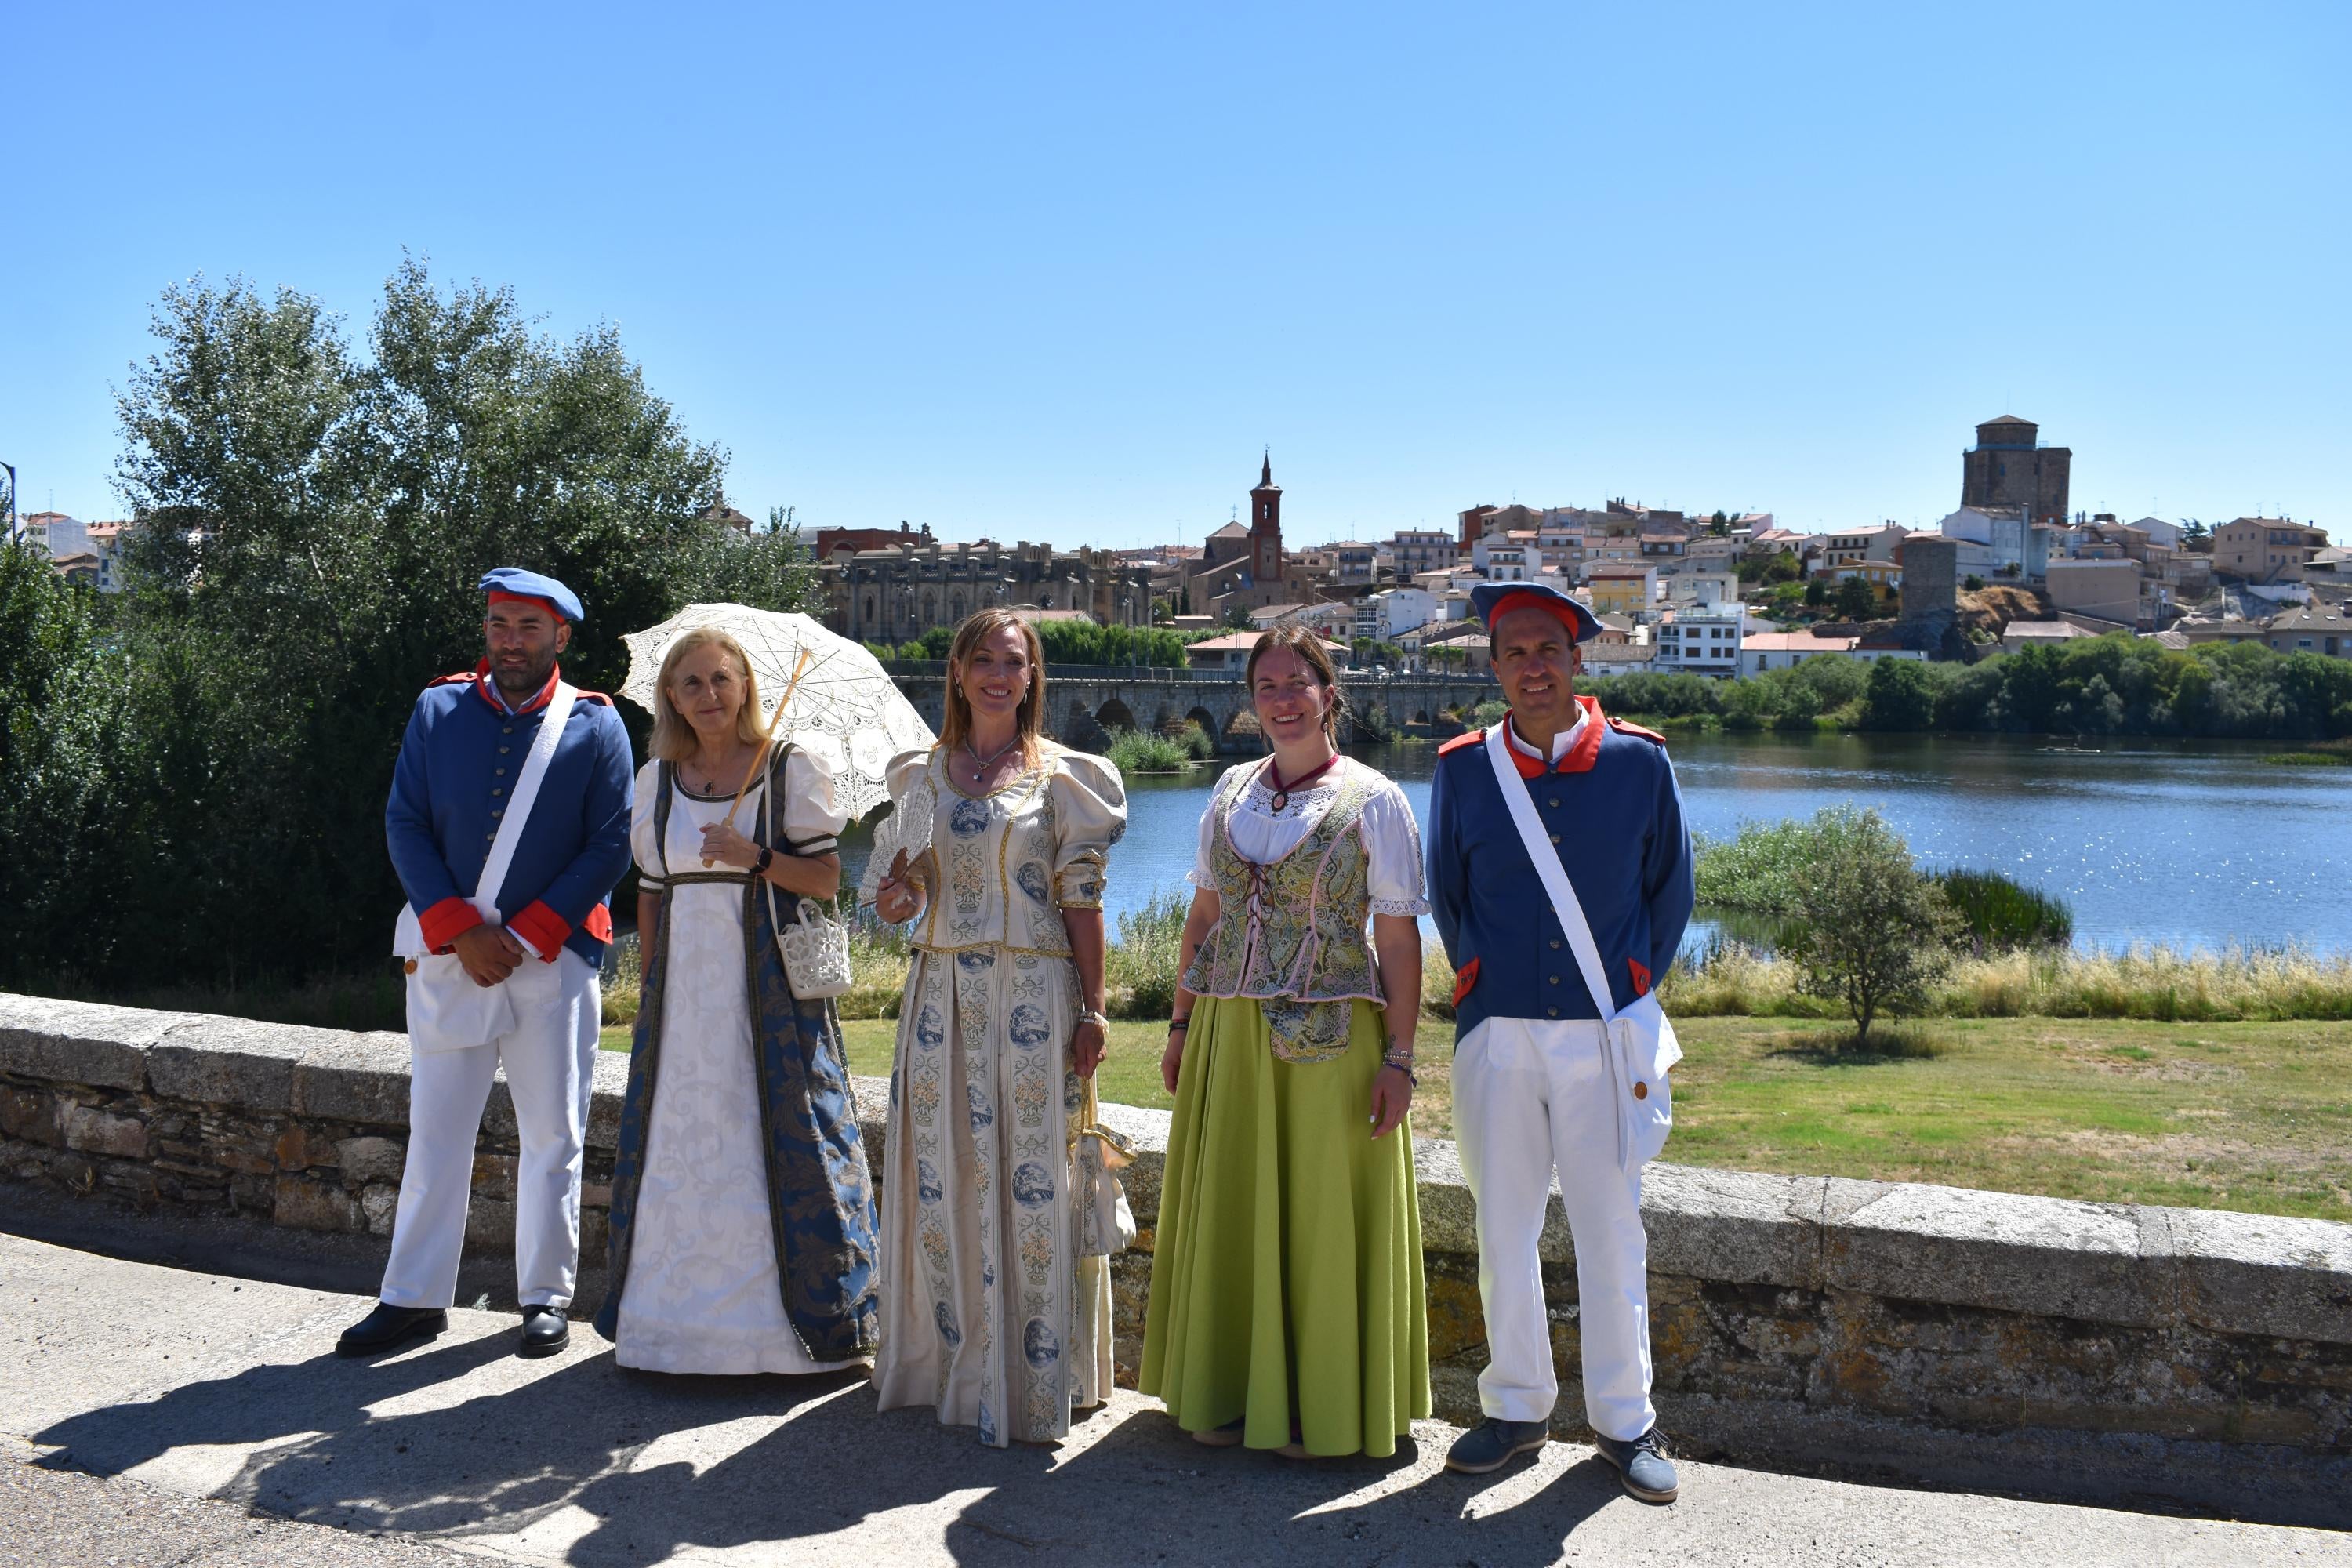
[1181,762,1386,1062]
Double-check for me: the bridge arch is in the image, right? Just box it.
[1096,697,1135,733]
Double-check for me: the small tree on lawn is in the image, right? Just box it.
[1783,806,1962,1046]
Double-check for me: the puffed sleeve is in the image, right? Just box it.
[779,747,848,855]
[1359,779,1431,917]
[1187,789,1218,891]
[1047,750,1128,910]
[1187,764,1245,891]
[630,759,667,895]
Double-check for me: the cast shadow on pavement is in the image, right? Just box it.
[926,1414,1623,1568]
[38,1340,1621,1567]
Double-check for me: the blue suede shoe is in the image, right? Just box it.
[1443,1417,1552,1475]
[1592,1425,1679,1503]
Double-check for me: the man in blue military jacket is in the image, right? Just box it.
[1427,580,1694,1501]
[338,568,633,1360]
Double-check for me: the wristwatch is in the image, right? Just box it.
[1078,1007,1110,1030]
[753,846,775,877]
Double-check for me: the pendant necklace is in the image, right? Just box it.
[1264,752,1340,815]
[963,731,1020,786]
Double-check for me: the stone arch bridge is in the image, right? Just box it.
[887,664,1500,751]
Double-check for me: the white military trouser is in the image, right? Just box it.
[1454,1014,1663,1443]
[379,947,601,1312]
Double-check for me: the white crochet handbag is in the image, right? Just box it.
[753,743,855,1000]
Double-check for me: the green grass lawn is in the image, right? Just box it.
[601,1015,2352,1222]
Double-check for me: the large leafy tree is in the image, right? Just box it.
[1,261,811,991]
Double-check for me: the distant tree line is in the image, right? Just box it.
[0,261,815,993]
[1569,637,2352,740]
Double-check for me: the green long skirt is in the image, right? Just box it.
[1138,996,1430,1457]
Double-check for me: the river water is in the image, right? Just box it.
[842,734,2352,956]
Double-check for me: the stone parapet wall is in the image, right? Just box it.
[4,993,2347,1520]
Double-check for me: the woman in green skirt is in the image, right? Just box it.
[1141,624,1431,1459]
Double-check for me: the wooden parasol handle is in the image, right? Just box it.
[725,644,815,831]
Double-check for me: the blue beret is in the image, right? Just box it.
[1472,580,1602,644]
[480,567,584,623]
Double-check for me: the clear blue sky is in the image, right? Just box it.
[6,2,2346,547]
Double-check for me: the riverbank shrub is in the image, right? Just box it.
[1176,721,1218,760]
[1105,728,1192,776]
[1780,806,1963,1044]
[1935,869,2073,950]
[1105,889,1191,1020]
[1699,817,2074,952]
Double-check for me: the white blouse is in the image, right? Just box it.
[631,750,848,892]
[1187,757,1430,917]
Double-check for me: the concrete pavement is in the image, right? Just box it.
[3,1232,2347,1568]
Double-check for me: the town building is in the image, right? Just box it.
[1184,630,1350,672]
[1325,541,1380,585]
[1388,529,1454,578]
[2261,601,2350,659]
[1653,605,1745,677]
[20,513,130,592]
[1734,632,1929,678]
[1181,456,1341,619]
[1585,564,1660,619]
[822,537,1152,643]
[1354,586,1437,642]
[1817,524,1910,576]
[1936,506,2054,582]
[1996,620,2100,656]
[2043,557,2146,629]
[1962,416,2071,526]
[2213,517,2331,584]
[816,521,933,557]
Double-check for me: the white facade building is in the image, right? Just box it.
[1653,605,1746,677]
[1353,586,1437,641]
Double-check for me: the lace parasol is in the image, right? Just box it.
[618,603,935,823]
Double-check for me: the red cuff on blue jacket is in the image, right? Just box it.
[419,897,485,953]
[506,901,571,962]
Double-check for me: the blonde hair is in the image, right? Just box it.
[1244,623,1348,740]
[649,627,768,762]
[938,608,1047,763]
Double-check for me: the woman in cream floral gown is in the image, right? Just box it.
[870,608,1126,1446]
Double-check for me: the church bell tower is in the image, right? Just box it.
[1249,452,1283,583]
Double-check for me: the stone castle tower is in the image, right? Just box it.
[1962,416,2071,526]
[1249,452,1283,582]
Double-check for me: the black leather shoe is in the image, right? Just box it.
[518,1304,570,1357]
[336,1302,447,1358]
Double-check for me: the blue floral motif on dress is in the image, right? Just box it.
[1063,1073,1083,1115]
[916,1004,944,1051]
[978,1403,996,1446]
[982,1255,995,1287]
[1007,1004,1050,1049]
[1015,861,1049,902]
[950,797,991,837]
[935,1300,962,1348]
[967,1084,994,1129]
[956,949,996,973]
[1024,1319,1060,1368]
[917,1159,943,1204]
[1012,1161,1054,1207]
